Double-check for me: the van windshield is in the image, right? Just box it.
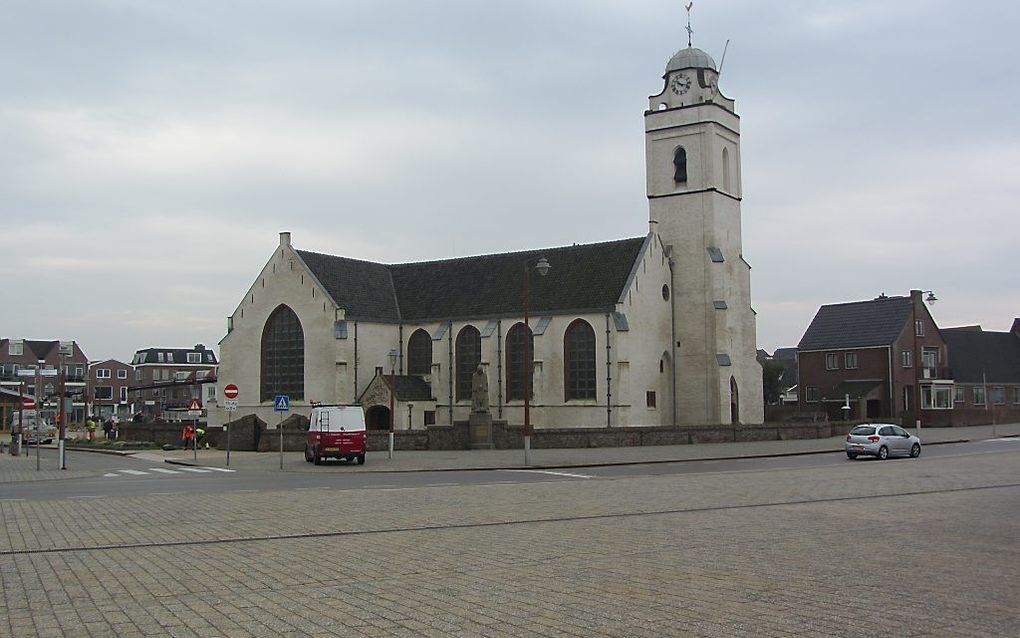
[314,409,365,432]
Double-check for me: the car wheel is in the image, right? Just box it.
[304,446,313,462]
[910,443,921,458]
[357,454,365,465]
[878,445,889,460]
[313,449,321,465]
[846,452,857,460]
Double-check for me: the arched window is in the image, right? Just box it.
[407,329,432,376]
[722,147,731,192]
[564,320,596,400]
[673,147,688,183]
[506,323,534,401]
[455,326,481,401]
[261,305,304,401]
[730,376,740,424]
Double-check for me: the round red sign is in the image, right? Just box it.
[22,398,36,410]
[224,384,239,400]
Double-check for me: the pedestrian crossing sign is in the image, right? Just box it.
[274,395,290,412]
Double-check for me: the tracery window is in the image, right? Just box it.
[407,329,432,376]
[674,147,688,183]
[261,305,304,401]
[456,326,481,401]
[506,323,534,401]
[564,319,596,400]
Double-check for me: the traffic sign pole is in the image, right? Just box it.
[223,384,239,468]
[274,395,289,470]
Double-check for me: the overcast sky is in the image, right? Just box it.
[2,0,1017,362]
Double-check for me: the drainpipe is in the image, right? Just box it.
[447,321,454,425]
[605,313,612,428]
[353,322,359,404]
[398,324,404,374]
[497,320,504,419]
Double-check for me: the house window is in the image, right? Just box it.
[334,321,348,339]
[424,411,436,426]
[261,304,305,401]
[119,387,128,403]
[506,323,534,401]
[408,329,433,376]
[805,386,819,402]
[94,386,113,400]
[97,369,111,379]
[135,370,143,381]
[9,340,23,356]
[166,352,174,363]
[845,352,858,370]
[991,386,1006,405]
[922,386,952,409]
[954,386,966,403]
[825,353,839,370]
[117,370,128,380]
[455,326,481,401]
[1014,387,1020,405]
[187,352,201,364]
[974,386,985,406]
[646,391,656,408]
[157,352,164,363]
[915,320,925,336]
[901,350,912,368]
[673,147,688,183]
[564,319,596,400]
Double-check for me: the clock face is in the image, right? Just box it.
[670,73,692,96]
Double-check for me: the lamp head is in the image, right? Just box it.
[387,349,398,368]
[925,292,938,306]
[535,257,551,277]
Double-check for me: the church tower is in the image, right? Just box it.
[645,41,764,425]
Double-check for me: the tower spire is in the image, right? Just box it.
[685,2,694,47]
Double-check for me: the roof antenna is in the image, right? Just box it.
[711,39,730,97]
[685,3,694,47]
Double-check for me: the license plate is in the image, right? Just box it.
[324,447,339,452]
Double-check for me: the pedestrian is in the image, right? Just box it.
[102,419,113,439]
[182,423,195,450]
[86,418,97,441]
[195,426,208,449]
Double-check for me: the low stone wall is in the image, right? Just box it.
[919,407,1020,428]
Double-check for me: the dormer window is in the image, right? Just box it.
[673,147,687,183]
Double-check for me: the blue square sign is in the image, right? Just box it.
[274,395,290,412]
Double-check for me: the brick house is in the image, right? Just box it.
[0,338,89,425]
[940,320,1020,426]
[88,359,135,420]
[797,291,951,424]
[130,345,218,418]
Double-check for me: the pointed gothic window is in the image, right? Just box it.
[455,326,481,401]
[408,329,432,376]
[674,147,688,183]
[722,147,731,191]
[506,323,534,401]
[564,319,596,400]
[261,304,304,401]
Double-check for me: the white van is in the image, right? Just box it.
[10,411,56,444]
[304,405,367,465]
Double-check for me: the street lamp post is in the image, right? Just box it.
[388,348,397,460]
[911,289,937,436]
[522,257,551,465]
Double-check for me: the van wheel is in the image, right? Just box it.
[313,449,322,465]
[304,446,313,463]
[357,454,365,465]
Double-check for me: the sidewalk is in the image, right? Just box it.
[140,422,1020,473]
[2,423,1018,481]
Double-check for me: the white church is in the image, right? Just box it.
[213,38,764,432]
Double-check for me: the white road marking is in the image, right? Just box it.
[0,499,25,502]
[499,469,595,479]
[178,467,212,473]
[985,438,1020,442]
[118,469,149,476]
[147,468,183,474]
[149,491,185,496]
[74,495,106,499]
[103,473,119,478]
[203,467,236,472]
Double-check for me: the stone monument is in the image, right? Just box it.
[469,364,493,449]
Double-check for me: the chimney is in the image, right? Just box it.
[280,231,292,247]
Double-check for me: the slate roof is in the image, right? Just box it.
[942,327,1020,383]
[798,296,913,351]
[391,376,434,401]
[133,346,218,365]
[297,237,648,323]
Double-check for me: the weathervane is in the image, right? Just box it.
[685,2,694,47]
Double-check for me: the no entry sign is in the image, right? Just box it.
[22,398,36,410]
[224,384,239,400]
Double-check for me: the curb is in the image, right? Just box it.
[157,438,977,473]
[63,446,137,457]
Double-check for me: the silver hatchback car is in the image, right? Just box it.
[845,423,921,460]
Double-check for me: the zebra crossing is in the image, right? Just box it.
[103,466,236,478]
